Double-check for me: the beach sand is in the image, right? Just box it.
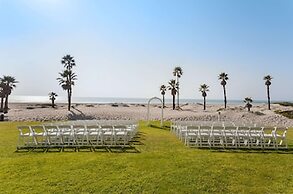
[4,102,293,127]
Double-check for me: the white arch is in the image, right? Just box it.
[147,97,164,127]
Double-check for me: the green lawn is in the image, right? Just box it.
[1,121,293,193]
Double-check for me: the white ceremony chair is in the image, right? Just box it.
[236,126,250,148]
[17,126,34,148]
[114,126,129,147]
[44,125,62,147]
[261,127,276,149]
[87,125,103,146]
[198,125,211,147]
[58,125,74,147]
[210,126,224,147]
[223,126,237,148]
[73,125,87,146]
[274,127,288,149]
[101,125,114,146]
[30,125,47,147]
[249,127,263,148]
[185,125,199,147]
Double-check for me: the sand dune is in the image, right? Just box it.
[4,102,293,127]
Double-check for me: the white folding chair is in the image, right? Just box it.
[261,127,276,149]
[101,125,114,146]
[30,125,47,147]
[185,126,199,147]
[86,125,103,146]
[198,126,211,147]
[249,127,263,148]
[236,126,250,148]
[114,125,129,147]
[58,125,74,147]
[274,127,288,149]
[17,126,34,148]
[73,125,87,146]
[210,126,224,147]
[44,125,62,147]
[223,126,237,148]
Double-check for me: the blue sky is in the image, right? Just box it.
[1,0,293,101]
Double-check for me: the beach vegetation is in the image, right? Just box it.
[264,75,273,110]
[173,66,183,109]
[57,55,77,111]
[168,79,178,110]
[253,111,265,116]
[275,102,293,107]
[199,84,209,110]
[218,72,228,109]
[48,92,58,108]
[275,110,293,119]
[0,76,18,113]
[160,85,167,108]
[244,97,253,112]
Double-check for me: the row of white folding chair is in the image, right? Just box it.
[17,124,137,148]
[43,124,130,147]
[52,124,136,147]
[183,126,288,149]
[53,120,138,127]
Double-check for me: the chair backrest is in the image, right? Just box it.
[44,125,59,133]
[187,125,199,130]
[237,126,249,131]
[200,125,212,130]
[262,127,275,134]
[30,125,45,134]
[100,125,113,132]
[57,125,72,132]
[212,126,224,130]
[72,125,86,132]
[17,126,31,135]
[275,127,288,137]
[86,125,100,132]
[224,126,237,131]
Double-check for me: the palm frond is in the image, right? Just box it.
[173,66,183,77]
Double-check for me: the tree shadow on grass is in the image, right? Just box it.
[201,147,293,154]
[15,145,141,154]
[67,107,96,120]
[149,124,170,131]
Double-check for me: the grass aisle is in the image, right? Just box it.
[0,121,293,193]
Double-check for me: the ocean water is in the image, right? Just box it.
[10,95,271,105]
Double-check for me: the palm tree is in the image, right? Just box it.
[263,75,273,110]
[57,55,77,111]
[218,72,229,109]
[199,84,209,110]
[0,76,18,112]
[168,79,178,110]
[49,92,58,108]
[173,66,183,109]
[244,97,253,112]
[160,85,167,108]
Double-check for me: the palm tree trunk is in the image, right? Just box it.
[52,99,55,108]
[67,89,71,111]
[267,85,271,110]
[172,95,175,110]
[223,85,227,109]
[177,86,179,108]
[4,95,8,112]
[0,97,3,112]
[204,97,206,110]
[162,95,165,108]
[248,107,251,112]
